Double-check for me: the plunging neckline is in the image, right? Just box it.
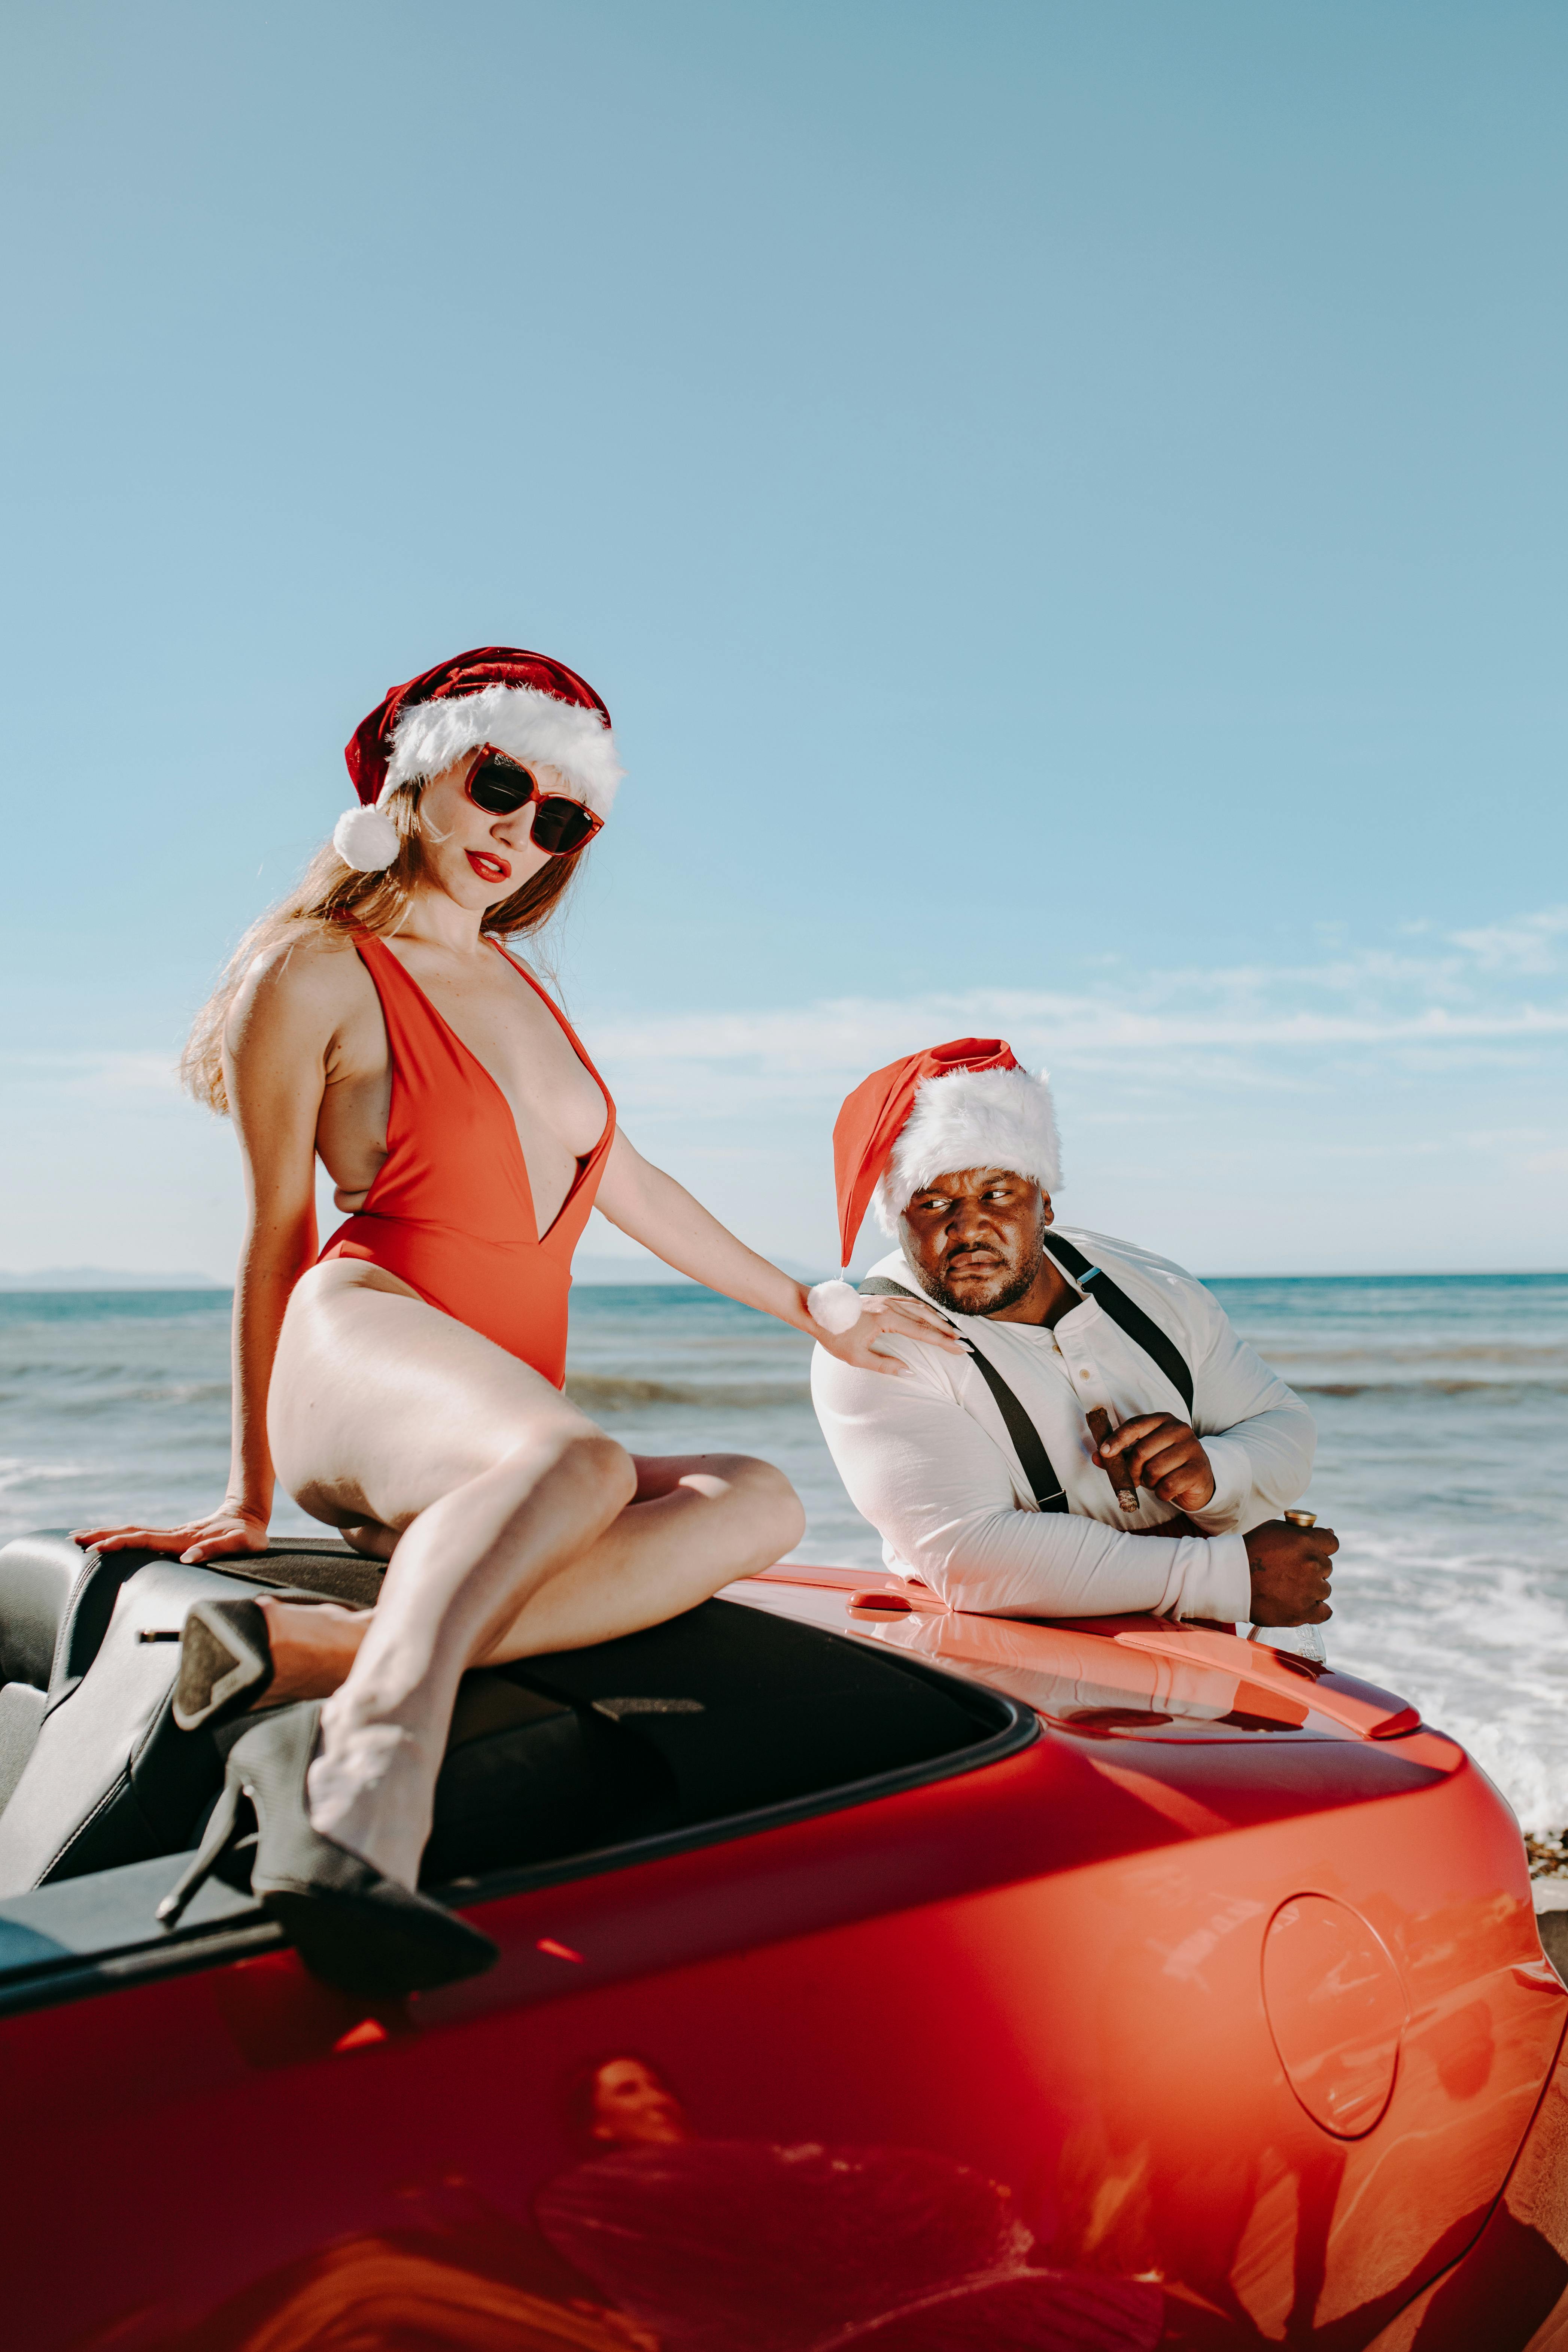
[373,933,611,1247]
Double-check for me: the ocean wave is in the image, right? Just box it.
[1295,1378,1568,1398]
[0,1381,232,1412]
[564,1374,811,1411]
[1266,1344,1568,1367]
[0,1457,99,1496]
[10,1369,1558,1409]
[0,1361,229,1386]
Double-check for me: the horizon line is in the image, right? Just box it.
[1,1266,1564,1292]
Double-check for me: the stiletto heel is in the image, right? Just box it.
[157,1774,246,1926]
[177,1703,498,1997]
[173,1598,275,1733]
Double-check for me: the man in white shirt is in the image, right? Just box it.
[808,1039,1334,1628]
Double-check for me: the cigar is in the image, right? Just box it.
[1086,1406,1139,1514]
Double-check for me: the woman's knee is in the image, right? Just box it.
[718,1455,806,1556]
[519,1425,638,1513]
[579,1430,639,1509]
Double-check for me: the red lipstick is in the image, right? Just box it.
[466,849,511,882]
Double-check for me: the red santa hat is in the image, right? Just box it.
[334,645,624,872]
[806,1039,1061,1333]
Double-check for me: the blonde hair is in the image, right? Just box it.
[180,783,583,1115]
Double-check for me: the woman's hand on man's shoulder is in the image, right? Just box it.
[814,1293,973,1379]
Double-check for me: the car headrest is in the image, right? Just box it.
[0,1531,383,1700]
[0,1533,122,1692]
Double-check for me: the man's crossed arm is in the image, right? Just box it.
[1096,1411,1335,1625]
[812,1340,1332,1626]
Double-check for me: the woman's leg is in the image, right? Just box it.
[479,1449,804,1660]
[267,1264,801,1888]
[252,1448,803,1703]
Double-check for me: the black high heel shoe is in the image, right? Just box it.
[158,1703,499,1997]
[173,1597,276,1733]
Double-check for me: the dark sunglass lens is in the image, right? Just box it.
[468,757,536,815]
[530,797,598,854]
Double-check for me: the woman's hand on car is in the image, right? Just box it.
[814,1294,971,1378]
[70,1502,271,1567]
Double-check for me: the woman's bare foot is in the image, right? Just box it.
[257,1599,370,1705]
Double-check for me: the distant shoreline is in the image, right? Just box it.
[1,1268,1564,1297]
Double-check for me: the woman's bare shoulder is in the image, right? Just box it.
[228,925,372,1040]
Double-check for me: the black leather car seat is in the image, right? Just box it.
[0,1533,384,1897]
[0,1529,1008,1903]
[0,1530,106,1815]
[0,1531,660,1897]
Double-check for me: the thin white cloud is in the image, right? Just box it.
[587,903,1568,1096]
[7,911,1564,1136]
[3,910,1561,1275]
[583,909,1568,1123]
[1449,908,1568,975]
[592,994,1568,1074]
[1,1050,182,1096]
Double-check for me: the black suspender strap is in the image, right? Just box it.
[857,1277,1069,1512]
[858,1235,1195,1506]
[1035,1233,1194,1415]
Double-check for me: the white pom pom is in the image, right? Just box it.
[333,803,401,871]
[807,1278,863,1334]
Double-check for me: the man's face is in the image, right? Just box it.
[899,1167,1051,1316]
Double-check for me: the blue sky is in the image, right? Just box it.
[3,0,1564,1279]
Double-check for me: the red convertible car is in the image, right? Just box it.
[0,1526,1564,2351]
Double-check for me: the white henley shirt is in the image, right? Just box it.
[810,1228,1315,1625]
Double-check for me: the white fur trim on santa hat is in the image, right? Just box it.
[872,1064,1061,1235]
[383,684,624,817]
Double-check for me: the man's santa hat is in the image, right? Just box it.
[334,645,624,872]
[806,1038,1062,1332]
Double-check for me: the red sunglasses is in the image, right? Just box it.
[464,748,604,857]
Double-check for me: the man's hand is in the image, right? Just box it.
[1245,1518,1338,1625]
[1096,1414,1216,1513]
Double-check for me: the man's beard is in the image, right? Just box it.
[919,1241,1043,1319]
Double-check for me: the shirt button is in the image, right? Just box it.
[1078,1368,1090,1379]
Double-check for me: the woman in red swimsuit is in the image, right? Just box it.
[75,649,957,1996]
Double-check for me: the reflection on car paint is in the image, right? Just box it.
[168,2053,1173,2352]
[11,1555,1568,2352]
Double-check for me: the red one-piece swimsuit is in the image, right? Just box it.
[317,932,616,1388]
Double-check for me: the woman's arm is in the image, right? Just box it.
[214,950,333,1547]
[73,941,337,1561]
[593,1131,966,1376]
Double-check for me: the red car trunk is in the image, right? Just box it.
[0,1548,1564,2351]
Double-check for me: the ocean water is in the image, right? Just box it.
[2,1274,1564,1829]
